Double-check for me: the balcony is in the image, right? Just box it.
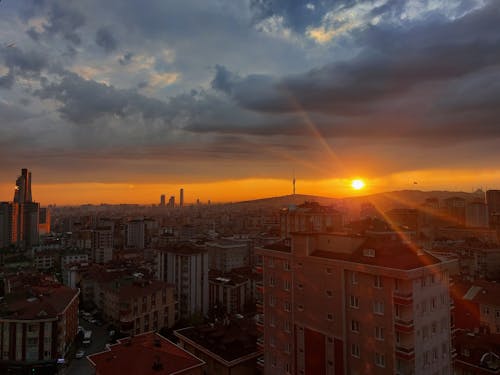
[393,291,413,306]
[257,337,264,348]
[257,355,265,367]
[254,265,263,274]
[256,314,264,326]
[395,345,415,360]
[256,281,264,292]
[395,318,414,333]
[256,300,263,313]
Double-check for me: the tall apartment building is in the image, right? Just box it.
[127,219,146,249]
[92,226,114,263]
[486,190,500,228]
[156,243,209,319]
[12,168,40,249]
[255,232,456,375]
[0,202,18,248]
[38,207,51,234]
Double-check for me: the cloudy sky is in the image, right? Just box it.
[0,0,499,204]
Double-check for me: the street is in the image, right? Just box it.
[62,318,110,375]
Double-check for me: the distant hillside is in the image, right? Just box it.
[231,190,481,213]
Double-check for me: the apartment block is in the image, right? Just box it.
[255,232,457,375]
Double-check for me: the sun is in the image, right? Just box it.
[351,179,365,190]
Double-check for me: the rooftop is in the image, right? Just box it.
[454,331,500,372]
[311,237,441,270]
[175,319,260,364]
[0,284,79,320]
[87,331,204,375]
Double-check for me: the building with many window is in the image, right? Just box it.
[255,232,457,375]
[0,283,79,370]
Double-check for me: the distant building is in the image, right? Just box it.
[207,239,250,272]
[175,320,260,375]
[486,190,500,228]
[209,272,252,315]
[160,194,166,206]
[127,219,146,249]
[453,330,500,375]
[87,331,205,375]
[38,207,51,234]
[100,277,176,335]
[255,232,456,375]
[180,188,184,208]
[280,201,344,239]
[0,284,79,370]
[156,243,209,319]
[444,196,467,227]
[12,168,40,249]
[169,196,175,208]
[466,200,489,228]
[0,202,18,248]
[92,226,114,263]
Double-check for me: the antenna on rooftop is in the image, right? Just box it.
[293,169,296,196]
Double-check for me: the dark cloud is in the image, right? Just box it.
[1,46,49,77]
[119,51,134,66]
[0,71,14,88]
[95,27,118,52]
[28,2,85,45]
[34,71,175,124]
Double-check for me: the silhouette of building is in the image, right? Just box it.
[180,188,184,208]
[0,202,18,248]
[160,194,166,206]
[486,190,500,228]
[11,168,39,249]
[255,233,456,374]
[466,200,489,228]
[38,207,51,234]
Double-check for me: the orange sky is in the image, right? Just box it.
[1,168,499,205]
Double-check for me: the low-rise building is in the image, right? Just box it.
[453,331,500,375]
[87,331,205,375]
[0,283,79,370]
[175,319,260,375]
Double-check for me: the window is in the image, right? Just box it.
[269,275,276,287]
[374,275,383,288]
[431,297,437,311]
[375,326,384,341]
[285,343,291,353]
[395,278,400,291]
[375,352,385,368]
[327,313,333,321]
[326,267,333,274]
[351,271,358,285]
[298,304,304,311]
[431,322,437,335]
[432,347,438,362]
[268,258,275,267]
[284,301,291,312]
[350,295,359,309]
[284,261,290,271]
[326,290,333,297]
[373,300,384,315]
[351,320,360,332]
[285,362,290,373]
[284,279,291,291]
[442,343,448,358]
[297,283,304,290]
[421,277,426,288]
[422,326,429,341]
[351,343,360,358]
[269,295,276,306]
[284,319,291,332]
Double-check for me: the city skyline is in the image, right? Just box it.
[1,1,500,204]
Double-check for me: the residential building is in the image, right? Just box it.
[255,232,457,375]
[156,243,209,319]
[207,239,250,272]
[280,202,344,239]
[453,331,500,375]
[127,218,145,249]
[87,331,205,375]
[100,277,176,335]
[0,202,18,248]
[209,272,252,315]
[0,283,79,371]
[175,319,260,375]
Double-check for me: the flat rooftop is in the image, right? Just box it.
[87,331,205,375]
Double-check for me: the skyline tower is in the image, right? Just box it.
[160,194,166,206]
[13,168,32,204]
[180,188,184,208]
[11,168,39,249]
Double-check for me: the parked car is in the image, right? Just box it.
[75,349,86,359]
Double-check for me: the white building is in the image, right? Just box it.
[156,243,209,319]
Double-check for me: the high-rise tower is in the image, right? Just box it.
[12,169,39,249]
[180,188,184,208]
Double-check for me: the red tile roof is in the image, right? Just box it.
[87,332,205,375]
[0,284,79,320]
